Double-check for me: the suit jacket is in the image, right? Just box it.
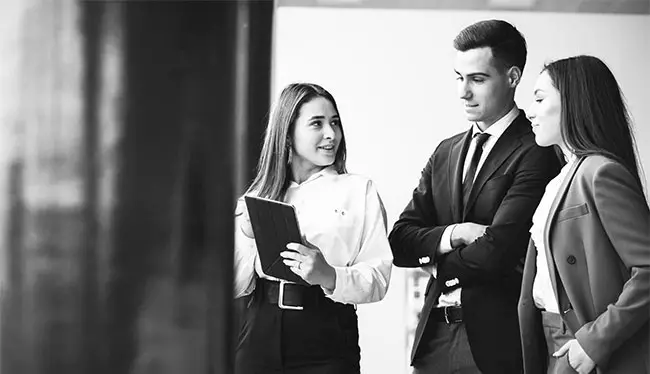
[389,110,561,373]
[518,155,650,374]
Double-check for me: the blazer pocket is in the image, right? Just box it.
[556,203,589,222]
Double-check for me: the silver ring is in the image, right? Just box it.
[297,262,301,270]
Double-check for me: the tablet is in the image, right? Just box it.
[244,195,309,286]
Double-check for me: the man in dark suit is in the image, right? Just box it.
[389,20,561,373]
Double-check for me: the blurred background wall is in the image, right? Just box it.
[0,1,272,373]
[273,1,650,373]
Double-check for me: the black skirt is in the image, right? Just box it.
[235,278,360,374]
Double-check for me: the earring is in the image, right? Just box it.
[287,147,293,166]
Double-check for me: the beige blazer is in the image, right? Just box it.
[518,155,650,373]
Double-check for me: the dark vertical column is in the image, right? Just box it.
[80,1,103,373]
[234,0,274,195]
[0,1,273,373]
[230,0,274,347]
[201,2,237,368]
[106,3,188,372]
[104,2,272,373]
[1,161,25,374]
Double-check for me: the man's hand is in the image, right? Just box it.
[554,339,596,374]
[450,222,488,248]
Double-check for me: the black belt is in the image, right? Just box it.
[257,278,326,310]
[430,305,463,324]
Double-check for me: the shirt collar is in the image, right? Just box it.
[471,105,520,140]
[289,165,338,187]
[562,149,577,165]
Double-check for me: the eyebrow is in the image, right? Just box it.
[454,70,490,78]
[533,89,545,95]
[308,115,340,121]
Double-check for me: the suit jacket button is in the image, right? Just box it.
[567,255,576,265]
[445,278,459,287]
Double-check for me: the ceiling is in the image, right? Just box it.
[277,0,650,14]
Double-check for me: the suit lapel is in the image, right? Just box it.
[449,129,473,222]
[411,128,471,364]
[542,155,585,302]
[462,111,527,218]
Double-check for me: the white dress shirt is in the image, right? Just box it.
[530,151,577,313]
[234,166,393,305]
[435,105,520,307]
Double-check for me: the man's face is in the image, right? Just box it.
[454,47,514,128]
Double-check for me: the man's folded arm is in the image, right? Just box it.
[437,146,560,287]
[389,151,452,268]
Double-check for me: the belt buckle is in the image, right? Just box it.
[278,280,303,310]
[444,306,451,324]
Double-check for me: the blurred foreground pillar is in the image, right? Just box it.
[0,1,272,373]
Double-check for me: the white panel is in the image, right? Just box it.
[274,7,650,373]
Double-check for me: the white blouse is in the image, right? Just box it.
[530,152,577,313]
[233,167,393,305]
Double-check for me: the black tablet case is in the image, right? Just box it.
[244,195,309,286]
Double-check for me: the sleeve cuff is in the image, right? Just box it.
[439,224,455,252]
[575,324,608,368]
[321,266,346,299]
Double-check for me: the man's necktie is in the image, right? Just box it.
[462,132,491,209]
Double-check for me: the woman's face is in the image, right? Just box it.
[290,96,342,178]
[528,71,563,148]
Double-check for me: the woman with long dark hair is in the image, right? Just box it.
[518,55,649,374]
[233,83,392,374]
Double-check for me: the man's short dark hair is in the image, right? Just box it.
[453,19,527,73]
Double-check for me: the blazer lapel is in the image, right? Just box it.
[463,111,526,218]
[542,155,586,302]
[449,129,473,222]
[520,241,547,374]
